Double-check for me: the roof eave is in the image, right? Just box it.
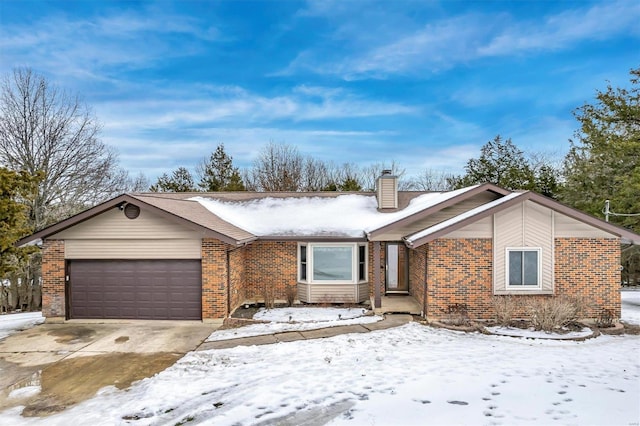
[368,183,510,239]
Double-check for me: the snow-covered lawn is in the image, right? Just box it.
[2,322,639,425]
[0,296,639,425]
[0,312,44,340]
[207,307,382,341]
[621,290,640,325]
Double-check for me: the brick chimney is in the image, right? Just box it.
[376,169,398,209]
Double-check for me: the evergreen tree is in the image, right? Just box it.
[561,67,640,231]
[197,144,245,191]
[449,136,537,190]
[150,167,197,192]
[0,168,40,277]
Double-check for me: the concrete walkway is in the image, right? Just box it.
[197,314,414,350]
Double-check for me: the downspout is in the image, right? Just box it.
[423,245,428,320]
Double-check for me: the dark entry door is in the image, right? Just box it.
[386,243,409,293]
[68,259,202,320]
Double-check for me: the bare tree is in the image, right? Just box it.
[0,68,126,230]
[301,157,331,191]
[408,168,455,191]
[0,68,129,311]
[359,160,408,191]
[248,142,304,191]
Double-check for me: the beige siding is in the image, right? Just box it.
[554,212,616,238]
[52,207,202,240]
[445,216,492,238]
[297,283,367,303]
[65,239,201,259]
[377,177,398,209]
[53,207,202,260]
[493,201,554,294]
[373,191,499,240]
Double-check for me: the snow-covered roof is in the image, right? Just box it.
[191,185,480,238]
[404,192,523,246]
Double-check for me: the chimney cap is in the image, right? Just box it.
[381,169,393,176]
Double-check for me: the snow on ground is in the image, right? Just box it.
[207,307,382,342]
[0,312,44,340]
[2,322,638,426]
[485,326,593,340]
[622,290,640,325]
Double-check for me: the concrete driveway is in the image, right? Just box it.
[0,321,219,417]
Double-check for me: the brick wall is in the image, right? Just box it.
[409,246,427,314]
[229,246,246,312]
[555,238,621,318]
[42,240,65,318]
[416,237,621,321]
[427,238,493,319]
[245,241,298,301]
[201,238,231,319]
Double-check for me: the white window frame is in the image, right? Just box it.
[505,247,542,290]
[298,242,368,284]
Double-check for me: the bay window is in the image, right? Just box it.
[298,243,367,284]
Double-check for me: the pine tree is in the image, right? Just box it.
[150,167,197,192]
[197,144,245,191]
[0,168,40,277]
[561,67,640,231]
[449,136,536,190]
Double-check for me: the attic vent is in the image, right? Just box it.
[376,173,398,209]
[124,203,141,220]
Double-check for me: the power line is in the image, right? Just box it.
[603,200,640,222]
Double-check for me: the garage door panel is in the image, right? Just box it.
[69,260,202,320]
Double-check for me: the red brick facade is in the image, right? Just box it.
[245,241,297,302]
[201,238,231,319]
[407,237,621,321]
[40,235,622,321]
[554,238,621,318]
[422,238,494,319]
[41,240,65,318]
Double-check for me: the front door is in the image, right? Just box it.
[386,243,409,293]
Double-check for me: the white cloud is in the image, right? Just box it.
[0,8,220,80]
[286,0,640,79]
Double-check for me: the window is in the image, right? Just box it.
[507,248,541,288]
[298,243,368,284]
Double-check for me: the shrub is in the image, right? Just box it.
[261,285,275,309]
[444,303,470,326]
[285,286,297,307]
[526,296,585,332]
[491,296,520,326]
[594,308,615,328]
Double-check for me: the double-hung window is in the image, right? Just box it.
[507,248,541,289]
[298,243,367,284]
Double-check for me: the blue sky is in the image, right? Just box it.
[1,0,638,181]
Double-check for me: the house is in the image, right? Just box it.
[18,173,640,323]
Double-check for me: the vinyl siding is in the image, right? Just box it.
[52,207,201,240]
[65,239,201,259]
[493,201,554,294]
[53,207,202,259]
[297,283,368,303]
[373,191,499,241]
[445,216,492,238]
[376,177,398,209]
[554,212,617,238]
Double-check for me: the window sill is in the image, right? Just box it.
[494,290,554,296]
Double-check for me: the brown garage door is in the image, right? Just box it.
[68,260,202,320]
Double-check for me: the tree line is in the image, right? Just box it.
[1,66,639,312]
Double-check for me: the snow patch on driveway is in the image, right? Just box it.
[0,312,44,341]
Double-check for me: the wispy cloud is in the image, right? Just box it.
[285,0,640,79]
[96,83,417,130]
[0,7,220,80]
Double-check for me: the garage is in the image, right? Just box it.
[68,259,202,320]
